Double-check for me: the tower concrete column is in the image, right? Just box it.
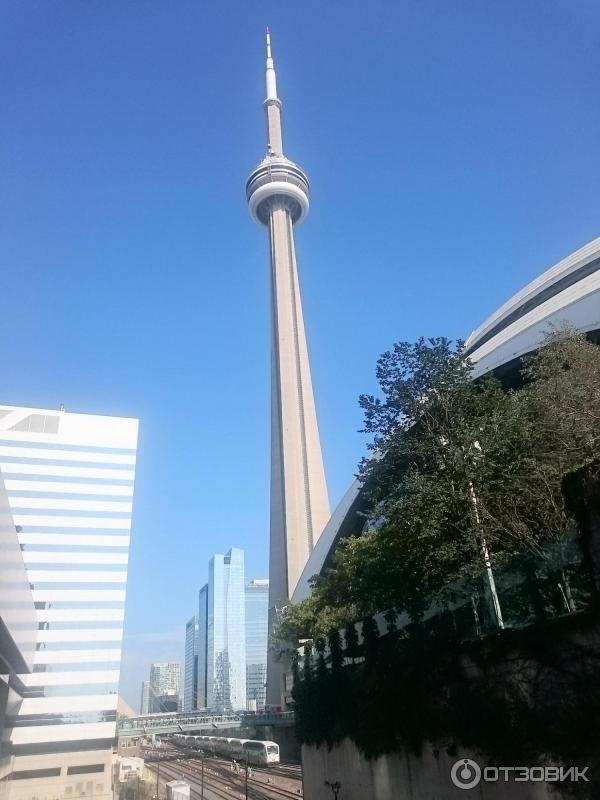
[246,31,331,707]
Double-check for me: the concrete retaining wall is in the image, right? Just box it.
[302,739,571,800]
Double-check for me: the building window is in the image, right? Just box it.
[10,413,59,433]
[67,764,105,775]
[10,768,61,779]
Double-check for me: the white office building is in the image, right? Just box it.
[0,404,138,799]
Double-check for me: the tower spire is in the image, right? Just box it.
[265,27,277,100]
[264,28,283,156]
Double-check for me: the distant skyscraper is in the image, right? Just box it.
[245,580,269,710]
[140,680,150,715]
[184,616,200,711]
[246,32,330,706]
[149,662,181,713]
[198,583,209,708]
[0,404,138,799]
[206,548,246,711]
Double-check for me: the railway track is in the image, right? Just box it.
[148,753,302,800]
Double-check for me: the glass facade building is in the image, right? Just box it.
[139,680,150,715]
[198,584,208,709]
[206,548,246,712]
[149,663,180,713]
[245,580,269,710]
[183,617,199,711]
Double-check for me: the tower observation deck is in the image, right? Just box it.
[246,30,331,707]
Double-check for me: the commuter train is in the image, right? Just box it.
[171,734,280,766]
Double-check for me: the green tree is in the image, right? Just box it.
[276,330,600,643]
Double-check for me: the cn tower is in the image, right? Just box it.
[246,30,330,707]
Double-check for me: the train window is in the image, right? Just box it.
[267,745,279,753]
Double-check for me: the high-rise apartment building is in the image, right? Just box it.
[149,662,180,713]
[245,580,269,710]
[183,617,200,711]
[198,584,208,709]
[0,404,138,799]
[206,548,246,711]
[140,680,150,715]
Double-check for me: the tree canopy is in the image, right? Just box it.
[276,327,600,644]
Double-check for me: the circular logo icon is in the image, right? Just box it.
[451,758,481,790]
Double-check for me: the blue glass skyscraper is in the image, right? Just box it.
[205,548,246,711]
[245,580,269,710]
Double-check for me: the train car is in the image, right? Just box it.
[242,740,280,766]
[227,739,249,759]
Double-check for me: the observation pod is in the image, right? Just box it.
[246,156,310,226]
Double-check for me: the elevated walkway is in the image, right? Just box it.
[117,712,242,736]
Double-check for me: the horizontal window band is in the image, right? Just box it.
[0,437,136,455]
[7,736,115,756]
[10,713,117,727]
[7,721,117,745]
[32,589,126,603]
[20,670,121,687]
[40,601,124,610]
[67,763,106,775]
[37,629,123,643]
[29,570,128,583]
[32,664,121,675]
[20,534,130,547]
[32,587,127,597]
[36,611,125,624]
[37,640,123,651]
[0,445,135,465]
[0,458,134,474]
[10,510,131,529]
[37,622,123,632]
[9,497,133,512]
[16,515,131,529]
[6,481,134,496]
[18,694,118,715]
[7,767,61,780]
[33,648,122,664]
[1,464,135,481]
[24,684,119,698]
[23,552,128,564]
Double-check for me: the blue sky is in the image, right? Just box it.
[2,1,599,709]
